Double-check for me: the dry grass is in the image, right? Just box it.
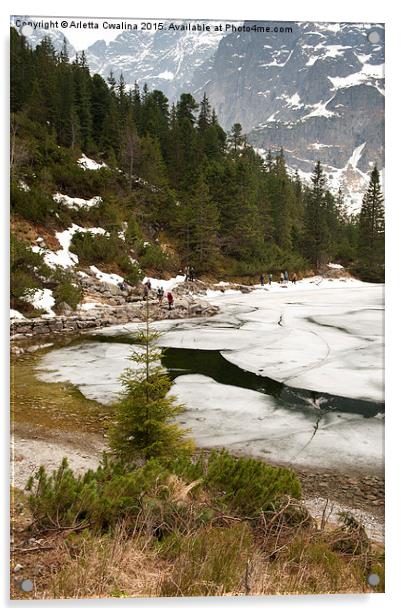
[10,482,384,599]
[50,525,165,599]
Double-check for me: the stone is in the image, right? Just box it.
[57,301,73,314]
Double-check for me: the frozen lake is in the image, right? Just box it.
[36,278,384,473]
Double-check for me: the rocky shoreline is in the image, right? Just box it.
[11,277,222,345]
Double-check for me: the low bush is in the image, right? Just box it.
[51,269,83,310]
[10,233,50,303]
[26,457,172,532]
[169,449,302,517]
[138,242,172,273]
[11,182,55,224]
[70,231,120,264]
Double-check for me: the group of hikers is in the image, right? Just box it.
[260,270,297,286]
[142,279,174,310]
[138,265,198,312]
[184,265,196,282]
[122,265,298,312]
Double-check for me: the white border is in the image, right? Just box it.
[1,1,400,613]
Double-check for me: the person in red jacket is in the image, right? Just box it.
[167,291,174,310]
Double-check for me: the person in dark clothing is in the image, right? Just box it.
[167,291,174,310]
[284,270,289,283]
[260,274,265,286]
[292,273,297,284]
[157,286,164,305]
[189,266,195,282]
[142,284,149,301]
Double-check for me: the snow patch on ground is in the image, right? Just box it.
[53,192,102,210]
[27,288,55,317]
[10,309,26,321]
[142,275,185,291]
[77,153,107,170]
[90,266,124,286]
[18,180,30,192]
[349,143,366,169]
[302,98,336,119]
[327,262,344,270]
[328,63,384,90]
[32,224,108,269]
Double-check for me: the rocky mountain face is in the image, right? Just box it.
[11,18,384,210]
[193,21,384,210]
[85,23,225,100]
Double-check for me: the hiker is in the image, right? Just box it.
[167,291,174,310]
[142,284,149,301]
[268,273,273,285]
[260,274,265,286]
[184,266,190,282]
[292,273,297,284]
[284,270,289,283]
[189,266,195,282]
[145,278,152,290]
[157,286,164,305]
[280,272,284,284]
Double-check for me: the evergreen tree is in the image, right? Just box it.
[181,173,220,271]
[302,161,330,269]
[228,123,246,154]
[358,165,384,279]
[109,304,194,462]
[198,92,212,131]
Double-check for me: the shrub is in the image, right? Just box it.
[115,254,141,286]
[26,457,172,532]
[11,182,55,224]
[169,450,302,517]
[52,269,83,310]
[70,231,119,264]
[138,242,171,273]
[10,233,50,302]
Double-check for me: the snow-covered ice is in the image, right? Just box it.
[157,280,384,403]
[35,279,384,473]
[171,375,383,473]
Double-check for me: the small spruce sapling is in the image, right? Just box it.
[109,300,194,462]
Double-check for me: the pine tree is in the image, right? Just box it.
[186,173,220,271]
[268,149,292,251]
[228,123,246,154]
[302,161,330,269]
[108,303,194,462]
[198,92,212,131]
[358,165,384,279]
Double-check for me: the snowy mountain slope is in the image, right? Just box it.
[85,23,226,100]
[195,21,384,210]
[11,18,384,210]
